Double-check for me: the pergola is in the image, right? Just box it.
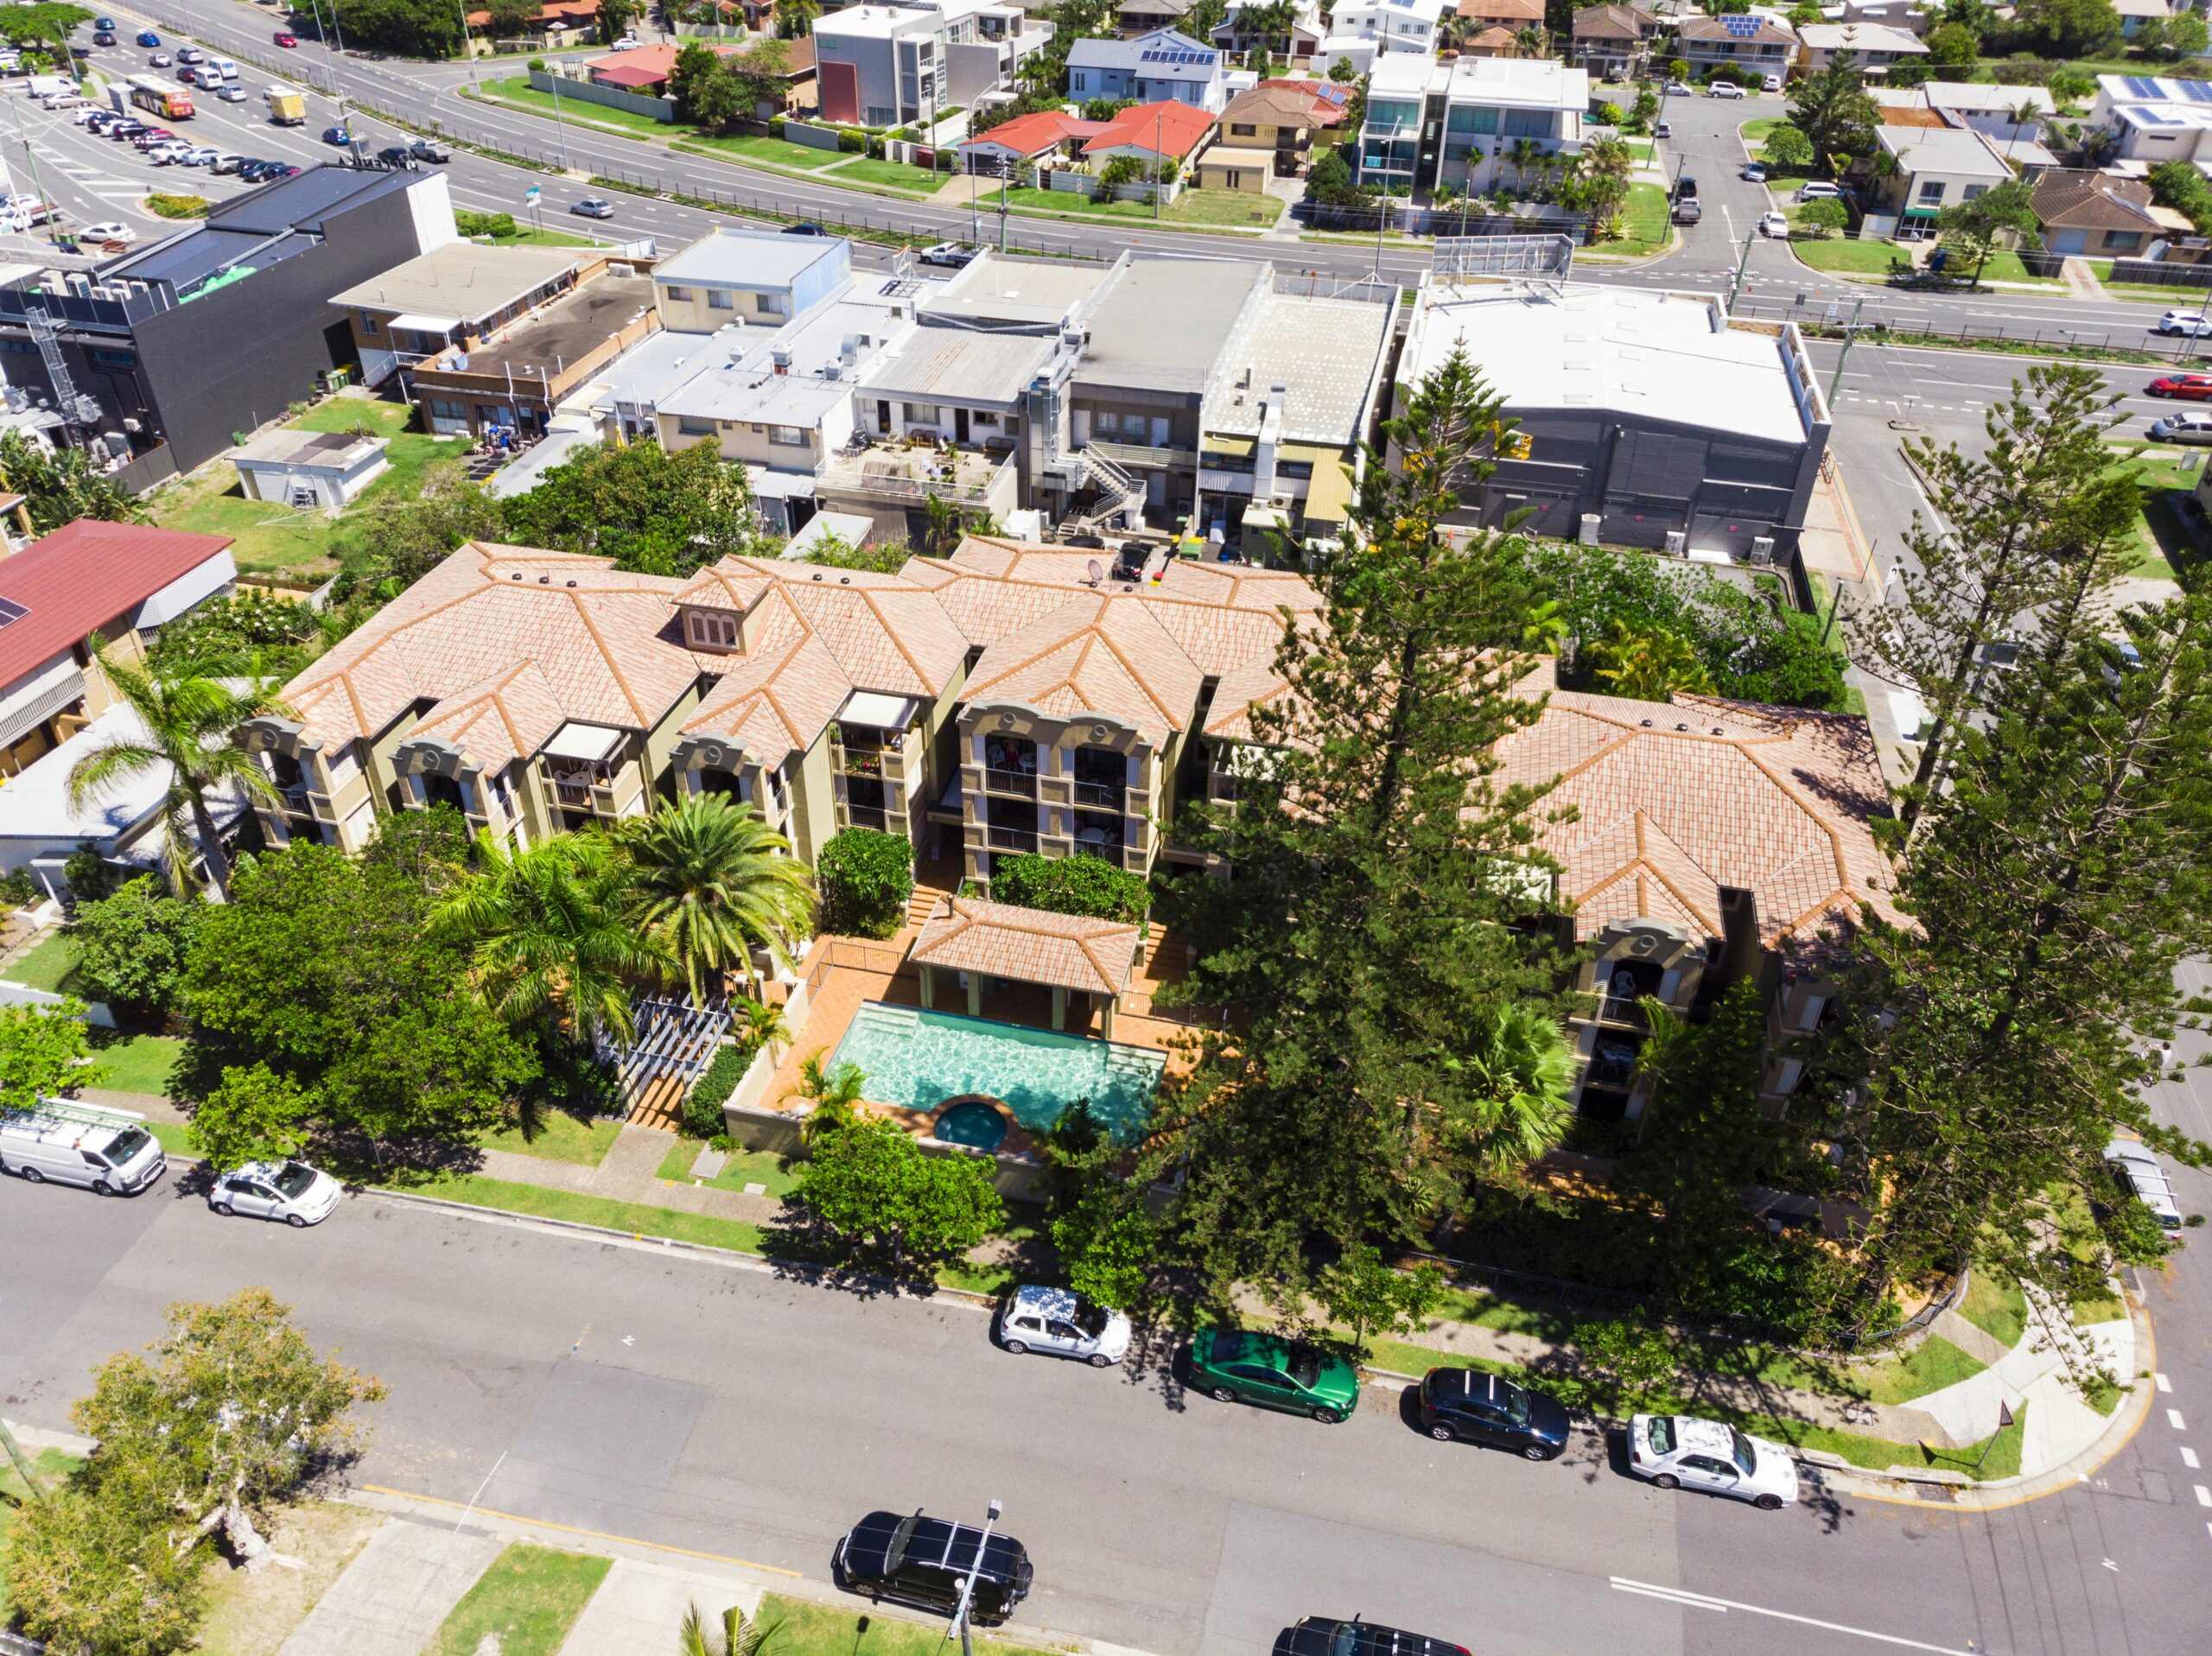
[910,895,1141,1038]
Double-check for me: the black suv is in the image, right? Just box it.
[834,1511,1033,1625]
[1415,1367,1571,1461]
[376,145,416,168]
[1274,1618,1471,1656]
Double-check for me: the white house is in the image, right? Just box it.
[1331,0,1446,56]
[1065,28,1228,110]
[229,428,391,510]
[1795,21,1929,74]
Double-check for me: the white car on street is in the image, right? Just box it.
[1628,1413,1800,1509]
[996,1284,1132,1366]
[207,1159,342,1228]
[1758,211,1789,238]
[2157,308,2212,337]
[78,221,135,244]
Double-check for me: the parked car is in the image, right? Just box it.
[0,1100,166,1196]
[1763,73,1783,92]
[148,51,172,66]
[1415,1367,1571,1461]
[134,29,159,46]
[1740,162,1766,181]
[2147,372,2212,399]
[997,1285,1130,1366]
[210,152,246,173]
[833,1511,1033,1625]
[608,34,641,48]
[1662,79,1693,95]
[1709,80,1745,98]
[1273,1619,1470,1656]
[79,222,134,244]
[2107,1139,2185,1231]
[207,1159,341,1227]
[322,124,353,145]
[180,146,220,167]
[1651,119,1670,138]
[2149,411,2212,444]
[274,31,298,46]
[1186,1327,1360,1423]
[1672,174,1697,201]
[1758,210,1789,237]
[919,239,980,268]
[215,84,247,101]
[2157,308,2212,337]
[1796,181,1843,201]
[410,138,450,162]
[72,105,104,124]
[147,141,194,164]
[1673,197,1702,225]
[1627,1413,1800,1509]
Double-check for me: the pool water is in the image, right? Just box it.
[829,1002,1167,1144]
[933,1101,1008,1152]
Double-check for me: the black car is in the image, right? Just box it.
[1415,1367,1571,1461]
[92,29,117,45]
[783,219,830,236]
[376,145,416,168]
[834,1511,1033,1625]
[1671,174,1697,202]
[1274,1619,1471,1656]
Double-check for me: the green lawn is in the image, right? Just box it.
[993,184,1274,229]
[1589,181,1669,258]
[1957,1266,2028,1349]
[1972,250,2063,288]
[655,1137,802,1197]
[483,1108,622,1167]
[149,398,471,579]
[677,132,848,171]
[428,1543,611,1656]
[86,1032,186,1097]
[1840,1334,1986,1406]
[0,1450,84,1620]
[1,929,76,992]
[2107,443,2198,582]
[822,155,938,194]
[408,1173,769,1254]
[149,1120,192,1157]
[468,76,667,140]
[759,1593,1061,1656]
[492,225,603,249]
[1785,226,1899,276]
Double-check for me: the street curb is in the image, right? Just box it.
[353,1183,1003,1309]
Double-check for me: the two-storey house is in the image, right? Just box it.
[1569,3,1661,79]
[1065,28,1228,110]
[1672,13,1797,79]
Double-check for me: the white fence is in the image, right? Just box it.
[1048,171,1182,206]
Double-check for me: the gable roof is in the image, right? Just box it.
[1082,99,1220,159]
[2031,168,2161,232]
[1221,83,1343,127]
[912,894,1140,999]
[0,521,235,688]
[1068,28,1223,80]
[1491,661,1902,948]
[1675,13,1795,42]
[1572,3,1656,37]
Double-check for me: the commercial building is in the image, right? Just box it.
[1673,13,1796,79]
[407,268,663,438]
[331,241,591,388]
[1355,53,1588,195]
[1065,28,1228,111]
[648,227,850,335]
[1397,277,1830,560]
[0,166,459,485]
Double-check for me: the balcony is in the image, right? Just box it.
[1090,438,1195,472]
[842,749,886,779]
[1071,777,1125,810]
[1595,995,1648,1029]
[846,803,890,832]
[982,765,1039,797]
[817,443,1011,507]
[986,823,1039,853]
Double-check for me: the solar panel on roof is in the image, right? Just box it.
[1722,12,1760,34]
[2126,75,2164,98]
[0,597,25,631]
[2183,79,2212,102]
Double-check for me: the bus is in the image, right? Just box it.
[126,74,194,120]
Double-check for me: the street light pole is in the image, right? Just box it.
[1153,105,1162,222]
[1826,292,1864,407]
[945,1499,1003,1656]
[1725,205,1753,313]
[455,0,480,87]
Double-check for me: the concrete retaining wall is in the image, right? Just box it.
[783,121,847,152]
[528,69,675,124]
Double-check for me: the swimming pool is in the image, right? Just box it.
[828,1002,1167,1145]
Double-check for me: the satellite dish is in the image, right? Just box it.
[1085,557,1104,583]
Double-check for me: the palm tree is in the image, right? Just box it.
[1505,136,1542,198]
[1586,618,1713,700]
[678,1601,784,1656]
[618,793,817,1007]
[1453,1001,1576,1175]
[733,997,793,1057]
[1244,0,1301,57]
[783,1050,867,1145]
[433,831,668,1048]
[65,647,283,899]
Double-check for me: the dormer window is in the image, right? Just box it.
[687,609,739,650]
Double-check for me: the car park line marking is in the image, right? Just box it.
[2171,1409,2189,1430]
[2197,1485,2212,1507]
[1607,1579,1975,1653]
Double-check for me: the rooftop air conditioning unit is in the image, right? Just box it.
[1750,535,1775,564]
[1578,512,1600,545]
[609,263,634,278]
[1663,530,1687,555]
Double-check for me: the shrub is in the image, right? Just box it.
[65,844,120,904]
[792,1116,1003,1272]
[683,1039,756,1137]
[1990,54,2056,85]
[767,117,785,136]
[837,125,866,152]
[146,194,211,220]
[988,851,1150,924]
[456,208,520,238]
[528,55,546,70]
[67,877,203,1017]
[0,867,41,910]
[815,827,913,938]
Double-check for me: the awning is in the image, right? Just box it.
[542,721,624,762]
[386,311,461,333]
[747,466,818,500]
[0,658,85,750]
[1300,451,1357,528]
[839,690,919,732]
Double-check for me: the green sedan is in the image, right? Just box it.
[1187,1328,1362,1423]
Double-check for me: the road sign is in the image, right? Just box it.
[524,185,541,206]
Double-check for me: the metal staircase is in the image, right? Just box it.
[21,301,83,421]
[1063,445,1146,536]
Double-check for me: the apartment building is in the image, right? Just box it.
[1332,0,1446,55]
[1866,124,2012,237]
[1673,13,1796,78]
[1356,53,1589,195]
[1065,28,1228,111]
[1397,277,1830,560]
[649,227,851,334]
[0,166,459,483]
[815,0,1047,126]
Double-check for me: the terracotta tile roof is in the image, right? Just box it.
[1573,3,1657,39]
[1491,661,1901,947]
[911,893,1139,997]
[0,520,234,688]
[962,592,1205,746]
[1459,0,1545,18]
[960,109,1111,155]
[2031,168,2160,233]
[279,543,711,768]
[1221,84,1336,128]
[1082,100,1218,161]
[1469,26,1518,47]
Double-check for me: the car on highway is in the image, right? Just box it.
[2107,1139,2186,1230]
[2150,410,2212,444]
[410,138,450,162]
[1186,1327,1360,1423]
[997,1284,1130,1365]
[134,29,158,46]
[207,1159,341,1228]
[833,1510,1033,1624]
[322,124,353,145]
[1796,180,1843,201]
[1709,80,1745,98]
[784,219,830,235]
[95,14,116,28]
[2156,308,2212,336]
[78,221,135,244]
[1414,1367,1571,1461]
[919,239,980,268]
[1272,1618,1471,1656]
[92,29,116,45]
[377,144,416,168]
[1758,210,1789,237]
[2148,371,2212,399]
[274,31,298,46]
[571,195,616,218]
[1673,195,1701,224]
[148,51,172,66]
[177,47,205,63]
[216,83,247,101]
[1651,118,1670,137]
[1740,161,1767,181]
[1627,1413,1800,1509]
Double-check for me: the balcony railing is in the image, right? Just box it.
[982,766,1038,796]
[1596,995,1649,1029]
[1071,778,1126,810]
[842,750,886,778]
[818,448,1010,507]
[986,824,1039,853]
[1090,438,1194,471]
[846,803,889,832]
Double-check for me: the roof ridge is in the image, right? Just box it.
[563,585,651,727]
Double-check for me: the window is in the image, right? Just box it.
[768,424,809,447]
[2107,230,2145,253]
[970,410,998,427]
[687,609,738,648]
[1230,122,1257,136]
[677,416,715,437]
[664,284,693,301]
[1095,409,1121,435]
[360,313,380,335]
[709,289,734,310]
[865,105,894,126]
[1501,108,1552,139]
[904,401,941,425]
[1917,180,1945,203]
[756,292,788,316]
[1961,183,1987,201]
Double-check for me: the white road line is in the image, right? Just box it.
[1607,1579,1976,1653]
[2184,1446,2201,1469]
[2197,1484,2212,1507]
[2172,1408,2190,1430]
[2158,1373,2174,1392]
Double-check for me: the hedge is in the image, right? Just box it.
[988,851,1150,925]
[683,1040,755,1138]
[817,827,913,939]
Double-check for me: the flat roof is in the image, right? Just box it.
[652,225,847,290]
[231,427,385,469]
[923,251,1109,327]
[658,278,922,424]
[329,242,584,324]
[1796,21,1923,48]
[1203,288,1394,446]
[0,700,245,851]
[441,274,658,378]
[859,324,1058,406]
[202,164,418,236]
[1440,54,1591,110]
[1075,257,1264,397]
[1402,281,1812,447]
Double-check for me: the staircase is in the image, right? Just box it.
[1063,447,1146,536]
[907,883,950,930]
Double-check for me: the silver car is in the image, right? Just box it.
[997,1284,1132,1366]
[1628,1413,1800,1509]
[207,1159,341,1228]
[2107,1139,2184,1232]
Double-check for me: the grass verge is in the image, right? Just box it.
[483,1108,623,1168]
[1957,1266,2028,1348]
[1785,226,1898,276]
[655,1138,801,1197]
[401,1173,769,1254]
[466,77,664,141]
[1,929,76,993]
[758,1593,1064,1656]
[427,1542,611,1656]
[679,131,848,170]
[1586,181,1669,258]
[86,1031,186,1096]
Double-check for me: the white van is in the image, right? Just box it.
[0,1099,166,1195]
[213,58,239,80]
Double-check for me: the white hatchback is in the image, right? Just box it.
[207,1159,341,1228]
[1628,1413,1800,1509]
[997,1284,1132,1367]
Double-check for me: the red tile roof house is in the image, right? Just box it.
[1078,100,1220,178]
[957,109,1113,173]
[0,521,239,885]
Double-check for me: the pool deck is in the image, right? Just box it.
[761,854,1210,1155]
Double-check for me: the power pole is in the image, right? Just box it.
[946,1499,1003,1656]
[1826,293,1865,407]
[0,1418,47,1501]
[1725,206,1753,313]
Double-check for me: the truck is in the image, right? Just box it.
[264,86,305,124]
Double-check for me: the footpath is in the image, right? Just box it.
[86,1088,2153,1509]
